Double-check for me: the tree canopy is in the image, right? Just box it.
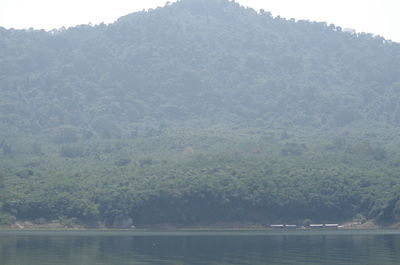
[1,0,400,227]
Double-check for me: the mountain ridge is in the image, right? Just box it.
[1,0,400,137]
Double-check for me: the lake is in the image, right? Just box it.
[1,230,400,265]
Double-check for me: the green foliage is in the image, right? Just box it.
[53,126,80,144]
[302,219,312,227]
[0,0,399,134]
[58,217,77,228]
[332,137,346,149]
[354,213,367,224]
[0,171,3,190]
[0,140,12,156]
[114,158,132,167]
[0,0,399,227]
[91,116,121,138]
[0,212,16,225]
[138,158,154,167]
[334,109,360,127]
[281,142,307,156]
[15,169,34,179]
[30,142,44,155]
[59,144,87,158]
[1,125,399,226]
[346,141,387,161]
[34,217,47,224]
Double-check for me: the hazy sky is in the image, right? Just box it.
[0,0,399,42]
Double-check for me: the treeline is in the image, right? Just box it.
[1,125,400,227]
[1,0,400,227]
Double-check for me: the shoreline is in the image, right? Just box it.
[0,220,396,231]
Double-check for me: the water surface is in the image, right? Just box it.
[1,230,400,265]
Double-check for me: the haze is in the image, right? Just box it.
[1,0,400,232]
[0,0,399,42]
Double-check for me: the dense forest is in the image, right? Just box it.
[1,0,400,228]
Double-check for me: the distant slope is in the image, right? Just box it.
[1,0,400,137]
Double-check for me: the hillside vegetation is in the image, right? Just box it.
[1,0,400,227]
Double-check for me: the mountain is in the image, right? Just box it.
[1,0,400,227]
[1,0,400,136]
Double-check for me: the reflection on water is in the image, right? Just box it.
[1,230,400,265]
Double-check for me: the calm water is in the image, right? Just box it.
[1,230,400,265]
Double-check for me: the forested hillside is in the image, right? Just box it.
[1,0,400,227]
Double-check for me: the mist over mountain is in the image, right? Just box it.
[1,0,400,227]
[1,0,400,136]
